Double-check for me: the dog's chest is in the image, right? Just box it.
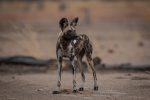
[61,40,77,57]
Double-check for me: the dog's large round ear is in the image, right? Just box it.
[59,17,68,31]
[70,17,79,27]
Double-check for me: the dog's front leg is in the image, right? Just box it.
[57,56,62,91]
[53,50,62,94]
[70,56,77,93]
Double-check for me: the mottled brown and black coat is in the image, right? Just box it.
[53,17,98,94]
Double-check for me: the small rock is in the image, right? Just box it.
[37,89,43,91]
[108,49,114,54]
[11,76,15,79]
[138,41,144,47]
[127,73,131,76]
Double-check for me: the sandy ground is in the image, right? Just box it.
[0,71,150,100]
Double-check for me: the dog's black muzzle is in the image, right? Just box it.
[63,30,77,40]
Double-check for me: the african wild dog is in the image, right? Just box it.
[53,17,98,94]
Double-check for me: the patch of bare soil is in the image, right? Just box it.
[0,72,150,100]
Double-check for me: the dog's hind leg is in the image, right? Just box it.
[77,56,85,91]
[86,54,98,91]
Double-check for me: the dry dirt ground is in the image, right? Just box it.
[0,71,150,100]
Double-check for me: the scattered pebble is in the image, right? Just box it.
[138,41,144,47]
[127,73,131,76]
[11,76,15,79]
[108,49,114,54]
[37,89,43,92]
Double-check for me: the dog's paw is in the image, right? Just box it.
[79,87,84,91]
[94,86,98,91]
[72,89,78,93]
[52,91,61,94]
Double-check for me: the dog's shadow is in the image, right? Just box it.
[52,88,95,95]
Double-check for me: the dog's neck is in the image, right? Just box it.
[59,32,78,51]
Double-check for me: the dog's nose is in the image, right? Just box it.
[68,30,72,33]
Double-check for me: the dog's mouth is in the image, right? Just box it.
[63,31,77,40]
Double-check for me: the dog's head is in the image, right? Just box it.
[59,17,79,40]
